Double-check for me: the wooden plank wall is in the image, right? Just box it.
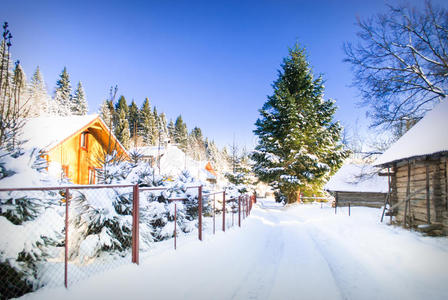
[336,191,386,208]
[391,155,448,232]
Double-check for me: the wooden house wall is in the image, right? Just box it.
[47,120,128,184]
[335,191,386,208]
[390,155,448,233]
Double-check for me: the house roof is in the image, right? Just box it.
[374,100,448,166]
[22,114,128,157]
[324,164,388,193]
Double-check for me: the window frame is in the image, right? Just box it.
[80,131,88,150]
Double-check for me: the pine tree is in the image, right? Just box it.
[167,119,175,143]
[158,112,168,144]
[252,45,348,203]
[52,67,72,116]
[114,96,130,148]
[152,106,160,144]
[174,115,188,150]
[99,99,115,130]
[140,98,156,145]
[128,100,140,140]
[27,66,49,117]
[71,81,88,115]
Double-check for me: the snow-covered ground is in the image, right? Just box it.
[21,198,448,300]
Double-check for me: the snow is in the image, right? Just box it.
[325,163,388,193]
[22,114,98,151]
[375,99,448,166]
[133,144,218,183]
[21,198,448,300]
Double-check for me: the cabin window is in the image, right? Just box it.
[80,132,88,150]
[88,167,97,184]
[62,165,69,178]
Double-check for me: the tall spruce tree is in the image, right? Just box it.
[52,67,72,116]
[174,115,188,150]
[114,95,130,148]
[128,100,140,140]
[167,119,175,143]
[252,45,348,203]
[71,81,88,115]
[140,98,156,145]
[27,66,49,117]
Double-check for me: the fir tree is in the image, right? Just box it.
[140,98,156,145]
[158,112,169,144]
[167,119,175,143]
[114,95,130,148]
[27,66,49,117]
[128,100,140,140]
[152,106,160,143]
[174,115,188,150]
[52,67,72,116]
[99,99,115,130]
[71,81,88,115]
[252,45,348,203]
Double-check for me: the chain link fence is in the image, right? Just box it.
[0,184,255,299]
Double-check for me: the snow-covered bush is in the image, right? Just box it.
[0,149,64,298]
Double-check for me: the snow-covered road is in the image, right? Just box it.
[23,199,448,300]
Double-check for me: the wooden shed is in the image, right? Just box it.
[325,164,388,208]
[22,114,129,184]
[375,100,448,235]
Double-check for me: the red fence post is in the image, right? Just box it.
[64,188,69,288]
[222,191,226,232]
[238,196,241,227]
[198,185,202,241]
[132,184,140,264]
[174,202,177,250]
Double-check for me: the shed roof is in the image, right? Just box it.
[324,164,388,193]
[374,100,448,166]
[22,114,128,157]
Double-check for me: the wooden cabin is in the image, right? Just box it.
[325,164,388,208]
[375,100,448,235]
[22,115,129,184]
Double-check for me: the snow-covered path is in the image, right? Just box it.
[23,199,448,300]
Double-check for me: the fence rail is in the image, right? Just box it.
[0,184,256,299]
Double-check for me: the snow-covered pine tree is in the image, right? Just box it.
[252,44,348,203]
[99,99,115,130]
[167,119,175,143]
[158,112,169,145]
[51,67,72,116]
[226,148,255,193]
[128,100,140,145]
[174,115,188,150]
[27,66,49,117]
[114,95,130,149]
[71,81,88,115]
[139,98,156,145]
[152,106,160,144]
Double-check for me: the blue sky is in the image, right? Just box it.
[1,0,440,149]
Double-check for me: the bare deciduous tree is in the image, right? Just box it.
[344,0,448,131]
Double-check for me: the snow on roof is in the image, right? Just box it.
[374,100,448,166]
[22,114,99,151]
[324,164,388,193]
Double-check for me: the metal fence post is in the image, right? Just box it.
[238,196,241,227]
[222,191,226,232]
[64,188,69,288]
[198,185,202,241]
[132,184,139,264]
[174,202,177,250]
[348,202,351,216]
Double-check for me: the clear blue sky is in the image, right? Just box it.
[1,0,439,149]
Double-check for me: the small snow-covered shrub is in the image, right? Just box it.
[0,149,64,298]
